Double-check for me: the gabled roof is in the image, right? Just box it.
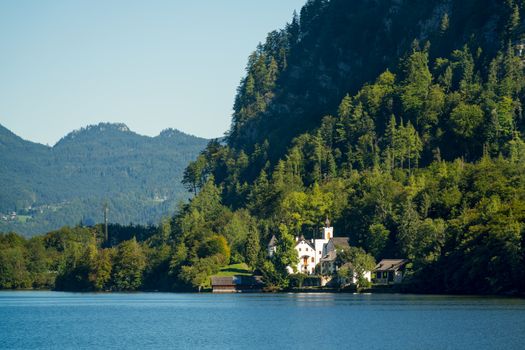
[325,237,350,253]
[268,235,277,247]
[211,276,235,286]
[295,237,315,250]
[331,237,350,248]
[375,259,409,272]
[211,275,263,287]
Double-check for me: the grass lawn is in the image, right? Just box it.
[215,263,253,277]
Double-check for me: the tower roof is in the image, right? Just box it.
[268,235,277,247]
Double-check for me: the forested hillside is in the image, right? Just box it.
[0,123,207,235]
[2,0,525,295]
[179,0,525,294]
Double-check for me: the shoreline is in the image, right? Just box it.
[1,288,523,299]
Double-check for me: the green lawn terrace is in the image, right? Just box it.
[214,263,253,277]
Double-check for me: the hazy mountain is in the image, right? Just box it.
[0,122,208,235]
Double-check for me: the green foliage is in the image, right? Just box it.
[179,255,222,291]
[111,238,146,291]
[260,224,298,289]
[288,273,308,288]
[199,235,230,265]
[367,223,390,258]
[215,263,252,277]
[244,227,260,269]
[259,260,287,290]
[0,237,31,289]
[336,246,376,290]
[273,224,299,274]
[449,103,484,138]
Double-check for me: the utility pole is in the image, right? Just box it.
[103,202,109,243]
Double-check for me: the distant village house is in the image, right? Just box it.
[373,259,409,285]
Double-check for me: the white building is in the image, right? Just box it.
[373,259,409,284]
[267,235,278,257]
[268,218,372,281]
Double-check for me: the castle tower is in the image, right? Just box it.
[323,216,333,240]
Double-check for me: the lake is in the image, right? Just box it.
[1,291,524,349]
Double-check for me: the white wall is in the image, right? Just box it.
[295,240,316,274]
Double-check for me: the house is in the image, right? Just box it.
[267,218,371,282]
[210,275,264,293]
[210,276,236,293]
[373,259,409,285]
[286,217,334,274]
[293,236,321,274]
[319,237,351,275]
[268,224,332,275]
[267,235,277,257]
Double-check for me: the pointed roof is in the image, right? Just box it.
[295,236,315,250]
[325,237,350,254]
[268,235,277,247]
[331,237,350,248]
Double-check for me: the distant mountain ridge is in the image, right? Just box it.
[0,122,208,236]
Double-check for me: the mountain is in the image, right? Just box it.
[229,0,524,163]
[0,122,208,235]
[175,0,525,294]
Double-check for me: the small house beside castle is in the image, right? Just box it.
[373,259,409,285]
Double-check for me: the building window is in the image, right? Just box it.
[319,251,322,255]
[311,257,314,262]
[299,248,301,251]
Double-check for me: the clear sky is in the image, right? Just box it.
[0,0,305,145]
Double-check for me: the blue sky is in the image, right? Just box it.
[0,0,305,145]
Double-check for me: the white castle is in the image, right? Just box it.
[268,218,349,275]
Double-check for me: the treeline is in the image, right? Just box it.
[0,224,158,291]
[0,193,259,292]
[4,155,524,294]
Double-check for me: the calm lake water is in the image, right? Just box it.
[1,291,524,349]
